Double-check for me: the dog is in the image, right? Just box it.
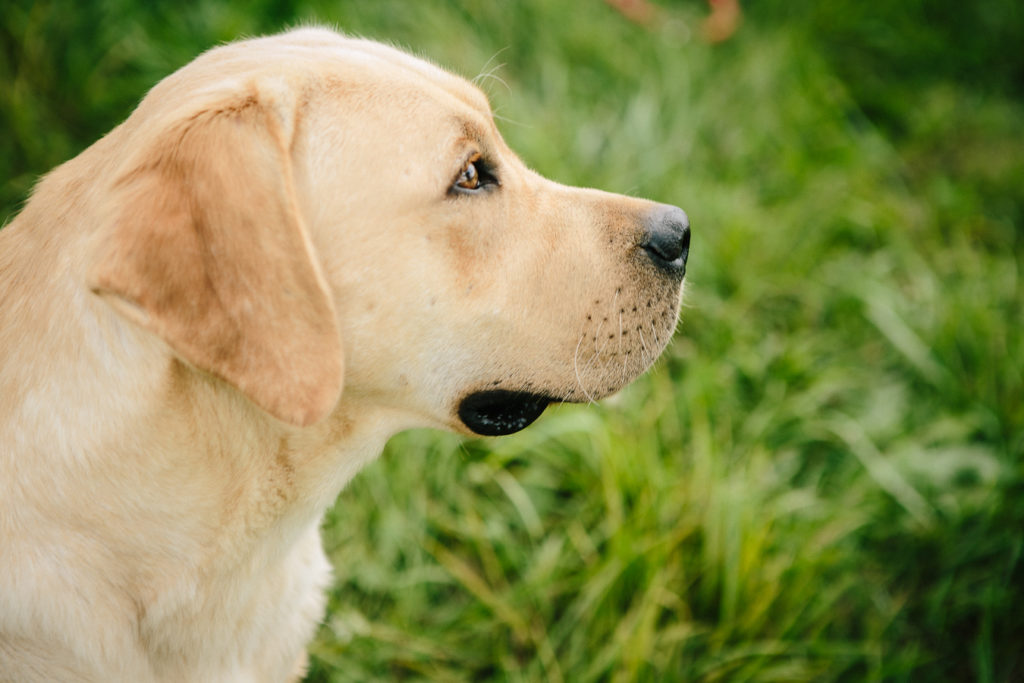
[0,27,689,681]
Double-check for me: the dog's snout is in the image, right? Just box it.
[641,204,690,276]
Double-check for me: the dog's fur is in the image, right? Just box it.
[0,28,687,681]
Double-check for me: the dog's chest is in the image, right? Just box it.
[138,521,331,680]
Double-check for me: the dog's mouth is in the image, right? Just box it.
[457,390,555,436]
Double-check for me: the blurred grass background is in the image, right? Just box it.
[3,1,1023,680]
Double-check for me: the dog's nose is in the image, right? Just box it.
[641,204,690,276]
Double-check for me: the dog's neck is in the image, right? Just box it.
[153,360,407,548]
[3,278,395,579]
[2,182,403,578]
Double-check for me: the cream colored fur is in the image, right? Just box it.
[0,28,685,681]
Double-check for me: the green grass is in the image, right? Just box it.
[3,1,1023,680]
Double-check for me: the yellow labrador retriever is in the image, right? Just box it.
[0,28,689,681]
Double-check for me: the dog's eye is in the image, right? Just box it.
[451,154,497,195]
[456,160,481,190]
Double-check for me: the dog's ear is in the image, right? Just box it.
[89,92,343,427]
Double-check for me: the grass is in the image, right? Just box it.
[3,1,1022,680]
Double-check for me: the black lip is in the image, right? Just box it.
[457,390,553,436]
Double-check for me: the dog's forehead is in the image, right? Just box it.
[282,29,493,116]
[143,29,496,141]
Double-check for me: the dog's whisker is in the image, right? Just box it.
[583,332,616,378]
[637,327,654,370]
[491,111,529,128]
[650,320,663,349]
[473,46,511,85]
[591,316,605,354]
[573,333,597,404]
[576,348,602,385]
[617,312,623,357]
[477,68,512,95]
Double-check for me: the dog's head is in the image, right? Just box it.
[89,28,689,437]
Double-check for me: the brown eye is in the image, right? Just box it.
[456,159,480,190]
[451,154,497,196]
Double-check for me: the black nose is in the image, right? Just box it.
[641,204,690,276]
